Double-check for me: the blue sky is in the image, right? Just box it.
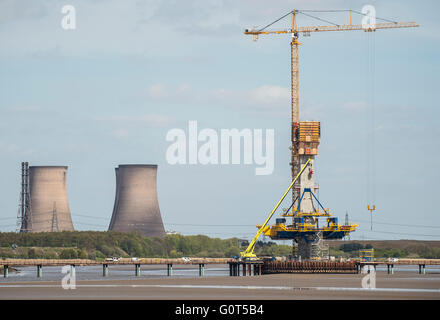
[0,0,439,241]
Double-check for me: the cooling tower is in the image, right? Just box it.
[27,166,74,232]
[108,164,165,238]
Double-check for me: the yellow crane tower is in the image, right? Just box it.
[240,10,418,260]
[245,9,418,206]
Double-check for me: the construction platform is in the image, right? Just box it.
[228,260,357,276]
[262,260,358,274]
[228,259,440,276]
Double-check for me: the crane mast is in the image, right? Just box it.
[290,12,300,208]
[243,9,418,260]
[246,9,418,209]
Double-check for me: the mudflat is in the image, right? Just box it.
[0,271,439,300]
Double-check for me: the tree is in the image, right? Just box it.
[78,249,88,259]
[27,248,37,258]
[60,248,77,259]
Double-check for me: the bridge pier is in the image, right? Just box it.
[3,265,8,278]
[198,264,205,277]
[135,264,141,277]
[228,262,263,277]
[386,264,394,274]
[37,265,42,278]
[232,263,238,276]
[233,263,238,276]
[418,264,426,274]
[103,264,108,277]
[253,264,262,276]
[167,264,173,276]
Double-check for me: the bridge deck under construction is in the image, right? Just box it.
[2,258,439,279]
[0,258,231,267]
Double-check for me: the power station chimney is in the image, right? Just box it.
[23,166,75,232]
[108,164,165,238]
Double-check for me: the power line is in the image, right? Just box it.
[62,213,440,230]
[357,228,439,238]
[0,224,16,228]
[74,222,108,227]
[353,218,440,229]
[12,211,440,229]
[72,214,109,220]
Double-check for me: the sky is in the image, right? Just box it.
[0,0,439,241]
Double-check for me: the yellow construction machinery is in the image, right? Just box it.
[240,158,312,260]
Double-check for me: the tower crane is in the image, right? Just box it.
[241,10,418,260]
[245,9,418,208]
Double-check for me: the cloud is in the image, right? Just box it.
[0,0,362,58]
[0,0,49,23]
[10,105,41,112]
[250,85,290,106]
[95,113,176,138]
[95,114,176,139]
[146,84,168,99]
[143,82,290,108]
[341,101,367,112]
[102,114,176,127]
[0,140,36,156]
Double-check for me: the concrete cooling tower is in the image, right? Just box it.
[26,166,75,232]
[108,164,165,238]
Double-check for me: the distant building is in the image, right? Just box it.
[108,164,166,238]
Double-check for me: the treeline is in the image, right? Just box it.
[0,231,291,260]
[333,242,440,259]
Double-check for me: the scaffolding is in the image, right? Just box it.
[360,249,375,262]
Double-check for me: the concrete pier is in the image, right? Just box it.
[198,264,205,277]
[103,264,108,277]
[419,264,426,274]
[387,264,394,274]
[37,265,42,278]
[228,261,263,277]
